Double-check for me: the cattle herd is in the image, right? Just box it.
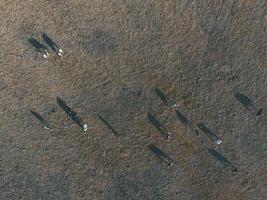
[28,33,263,175]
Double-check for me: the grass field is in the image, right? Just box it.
[0,0,266,199]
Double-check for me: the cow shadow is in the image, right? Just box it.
[147,112,170,139]
[175,110,199,136]
[98,115,118,136]
[197,123,222,144]
[234,92,262,115]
